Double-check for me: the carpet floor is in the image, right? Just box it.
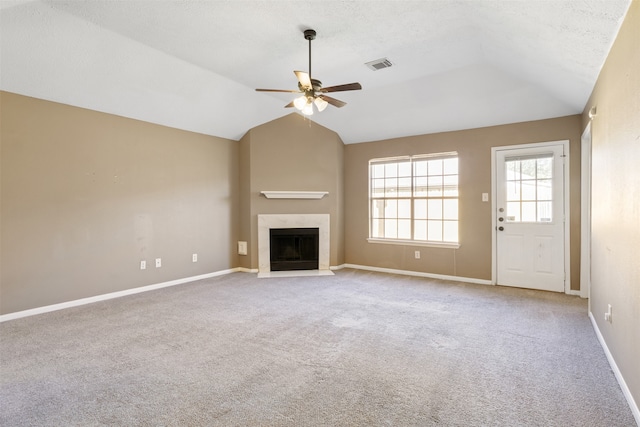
[0,269,636,426]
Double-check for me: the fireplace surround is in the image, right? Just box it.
[258,214,332,278]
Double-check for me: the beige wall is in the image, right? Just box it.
[1,91,239,314]
[581,0,639,413]
[238,113,345,269]
[344,115,582,289]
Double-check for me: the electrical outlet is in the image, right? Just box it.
[482,193,489,202]
[192,253,198,263]
[415,250,421,259]
[140,260,146,270]
[155,258,162,268]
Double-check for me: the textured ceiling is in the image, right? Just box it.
[0,0,631,143]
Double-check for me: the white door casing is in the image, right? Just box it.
[580,124,592,301]
[492,142,568,292]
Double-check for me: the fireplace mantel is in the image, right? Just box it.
[260,191,328,199]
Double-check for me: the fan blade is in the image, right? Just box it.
[294,71,312,89]
[320,82,362,93]
[320,95,346,108]
[284,101,295,108]
[256,88,301,93]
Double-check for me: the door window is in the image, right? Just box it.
[505,154,553,223]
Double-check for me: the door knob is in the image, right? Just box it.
[498,226,504,231]
[498,217,504,222]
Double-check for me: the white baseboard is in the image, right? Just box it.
[589,312,640,425]
[342,263,493,285]
[0,268,242,323]
[566,289,582,296]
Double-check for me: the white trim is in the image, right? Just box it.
[237,267,259,273]
[260,191,328,199]
[330,264,347,270]
[367,238,460,249]
[343,263,492,285]
[589,312,640,425]
[580,124,592,300]
[0,268,241,323]
[491,140,571,294]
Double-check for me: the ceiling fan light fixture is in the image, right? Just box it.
[302,102,314,116]
[293,95,308,110]
[314,97,328,112]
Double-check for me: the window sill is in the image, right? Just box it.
[367,238,460,249]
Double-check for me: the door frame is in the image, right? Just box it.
[580,123,592,301]
[491,140,571,293]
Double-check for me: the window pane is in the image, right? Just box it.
[384,178,397,197]
[398,199,411,218]
[372,200,385,219]
[522,201,536,222]
[398,162,411,177]
[427,220,443,241]
[414,161,427,176]
[384,219,397,238]
[521,159,536,179]
[372,164,385,179]
[384,199,397,218]
[385,163,398,178]
[414,220,427,240]
[443,158,458,175]
[443,199,458,220]
[538,201,552,222]
[443,175,458,196]
[537,179,552,200]
[507,201,520,222]
[443,221,458,242]
[537,157,553,179]
[414,199,427,219]
[398,219,411,239]
[398,177,412,197]
[428,199,442,219]
[506,181,520,201]
[428,176,443,196]
[371,219,383,238]
[414,176,428,196]
[506,161,520,181]
[427,159,442,176]
[521,180,536,200]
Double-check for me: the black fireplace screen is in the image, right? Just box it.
[270,228,319,271]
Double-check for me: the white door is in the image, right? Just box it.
[495,143,566,292]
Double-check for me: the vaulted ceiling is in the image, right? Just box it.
[0,0,631,143]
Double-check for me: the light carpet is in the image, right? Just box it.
[0,269,636,426]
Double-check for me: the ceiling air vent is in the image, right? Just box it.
[365,58,393,71]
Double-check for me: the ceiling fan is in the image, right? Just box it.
[255,29,362,116]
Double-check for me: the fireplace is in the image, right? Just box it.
[270,228,319,271]
[257,214,332,277]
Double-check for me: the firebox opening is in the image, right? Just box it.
[270,228,319,271]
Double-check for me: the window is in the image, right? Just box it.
[369,152,459,246]
[505,154,553,223]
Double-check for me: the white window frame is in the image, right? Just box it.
[367,152,460,249]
